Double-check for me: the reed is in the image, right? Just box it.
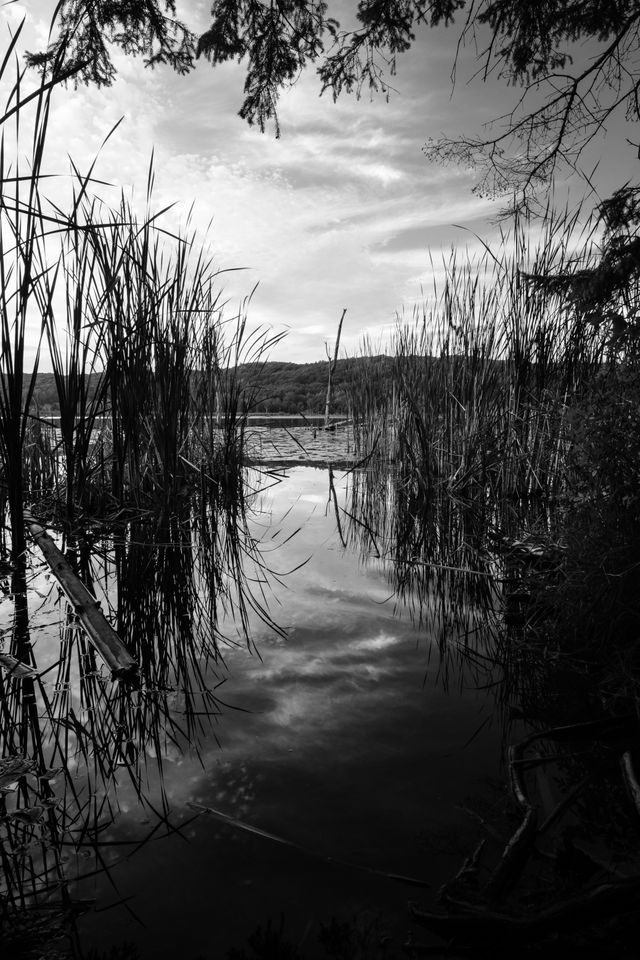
[0,471,285,934]
[347,205,606,505]
[340,204,619,710]
[0,19,284,952]
[28,187,284,522]
[0,33,63,564]
[0,32,275,534]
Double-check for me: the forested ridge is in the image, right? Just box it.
[27,355,398,415]
[232,355,396,413]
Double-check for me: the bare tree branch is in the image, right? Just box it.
[27,1,640,200]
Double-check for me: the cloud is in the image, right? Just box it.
[0,2,530,364]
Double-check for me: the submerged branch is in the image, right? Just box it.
[410,877,640,946]
[24,511,138,682]
[188,800,431,889]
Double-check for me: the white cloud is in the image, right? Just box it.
[2,0,610,366]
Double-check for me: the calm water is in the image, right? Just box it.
[64,465,502,958]
[6,427,633,958]
[245,421,358,466]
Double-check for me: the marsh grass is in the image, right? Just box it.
[0,35,59,566]
[339,216,640,946]
[0,474,285,940]
[26,187,282,526]
[348,207,605,503]
[0,37,279,539]
[0,20,286,953]
[342,206,616,705]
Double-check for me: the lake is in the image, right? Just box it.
[1,432,506,959]
[71,461,502,958]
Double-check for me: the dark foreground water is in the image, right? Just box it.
[66,466,502,958]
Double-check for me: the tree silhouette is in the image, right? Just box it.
[28,2,640,203]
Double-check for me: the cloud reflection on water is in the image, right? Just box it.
[75,466,501,958]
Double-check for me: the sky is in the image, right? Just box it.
[1,1,639,366]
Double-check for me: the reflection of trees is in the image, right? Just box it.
[0,480,280,952]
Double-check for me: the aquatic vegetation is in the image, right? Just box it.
[0,478,284,943]
[0,27,284,958]
[28,187,281,526]
[0,30,281,549]
[338,206,640,955]
[347,206,606,503]
[341,204,626,688]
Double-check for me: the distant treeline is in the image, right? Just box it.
[27,356,399,416]
[233,356,397,413]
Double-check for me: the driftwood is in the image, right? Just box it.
[410,877,640,946]
[24,511,138,681]
[410,714,640,952]
[484,739,538,902]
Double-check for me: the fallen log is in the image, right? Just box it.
[24,511,138,682]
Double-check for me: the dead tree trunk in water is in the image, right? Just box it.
[324,308,346,430]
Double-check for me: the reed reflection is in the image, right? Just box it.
[339,462,513,694]
[0,473,281,954]
[340,459,640,953]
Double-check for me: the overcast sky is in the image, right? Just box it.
[2,1,639,365]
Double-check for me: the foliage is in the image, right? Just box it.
[508,190,640,691]
[522,185,640,343]
[197,0,337,137]
[425,2,640,205]
[567,364,640,513]
[317,913,396,959]
[230,358,356,413]
[30,1,640,199]
[226,912,398,960]
[28,357,368,416]
[26,1,195,86]
[29,0,461,134]
[529,365,640,678]
[227,916,303,960]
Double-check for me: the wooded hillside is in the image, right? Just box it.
[27,356,397,416]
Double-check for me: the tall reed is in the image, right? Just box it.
[0,39,276,532]
[348,206,606,505]
[0,32,63,564]
[342,205,615,709]
[0,20,285,948]
[32,186,283,522]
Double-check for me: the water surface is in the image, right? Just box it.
[71,466,502,958]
